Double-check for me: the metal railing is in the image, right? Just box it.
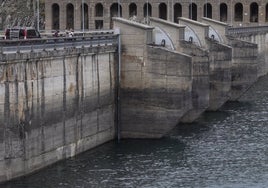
[40,29,115,37]
[227,26,268,35]
[0,31,118,54]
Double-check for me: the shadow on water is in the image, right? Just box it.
[167,109,231,139]
[220,101,255,111]
[0,138,187,188]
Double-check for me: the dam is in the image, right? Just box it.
[0,16,267,183]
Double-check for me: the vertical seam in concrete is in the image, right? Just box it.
[109,53,112,98]
[165,53,168,93]
[4,66,11,161]
[62,57,66,158]
[96,54,100,133]
[74,54,79,149]
[36,60,40,158]
[80,54,85,140]
[40,60,45,163]
[21,61,27,164]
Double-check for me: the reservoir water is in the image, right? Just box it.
[1,75,268,188]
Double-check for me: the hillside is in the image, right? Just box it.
[0,0,45,30]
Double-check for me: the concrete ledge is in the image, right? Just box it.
[0,45,117,62]
[202,17,230,27]
[179,17,209,27]
[149,17,186,50]
[113,17,154,30]
[150,17,186,29]
[178,17,210,48]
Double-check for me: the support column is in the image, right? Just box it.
[74,1,81,30]
[60,2,66,30]
[45,1,52,31]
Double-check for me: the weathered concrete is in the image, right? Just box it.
[0,16,265,183]
[201,17,230,43]
[229,32,268,77]
[178,17,232,111]
[179,17,210,48]
[179,42,210,122]
[148,17,210,122]
[0,46,117,182]
[149,17,185,50]
[113,17,193,138]
[206,40,232,110]
[201,17,258,101]
[226,37,258,100]
[121,46,193,138]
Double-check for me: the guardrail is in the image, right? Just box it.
[40,29,115,37]
[227,26,268,35]
[0,32,118,54]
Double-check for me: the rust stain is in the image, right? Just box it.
[68,83,75,93]
[0,66,5,82]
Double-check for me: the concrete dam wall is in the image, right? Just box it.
[121,45,193,138]
[0,16,263,183]
[0,46,117,182]
[227,30,268,77]
[114,18,193,138]
[113,17,259,137]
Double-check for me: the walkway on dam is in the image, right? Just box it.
[0,30,118,54]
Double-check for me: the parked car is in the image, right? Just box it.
[5,27,41,39]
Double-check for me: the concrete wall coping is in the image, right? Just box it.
[113,17,154,30]
[148,45,192,58]
[202,17,230,27]
[201,17,230,43]
[179,17,209,28]
[150,17,186,29]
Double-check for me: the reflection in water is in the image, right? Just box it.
[1,75,268,188]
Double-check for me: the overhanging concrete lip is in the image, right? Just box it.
[150,17,186,29]
[147,44,192,59]
[202,17,230,27]
[179,17,209,28]
[113,17,154,30]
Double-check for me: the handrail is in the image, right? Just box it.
[227,26,268,35]
[1,34,117,44]
[40,29,115,37]
[0,34,118,54]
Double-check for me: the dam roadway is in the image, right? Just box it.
[0,31,117,54]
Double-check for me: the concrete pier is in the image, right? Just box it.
[113,18,193,138]
[0,45,117,182]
